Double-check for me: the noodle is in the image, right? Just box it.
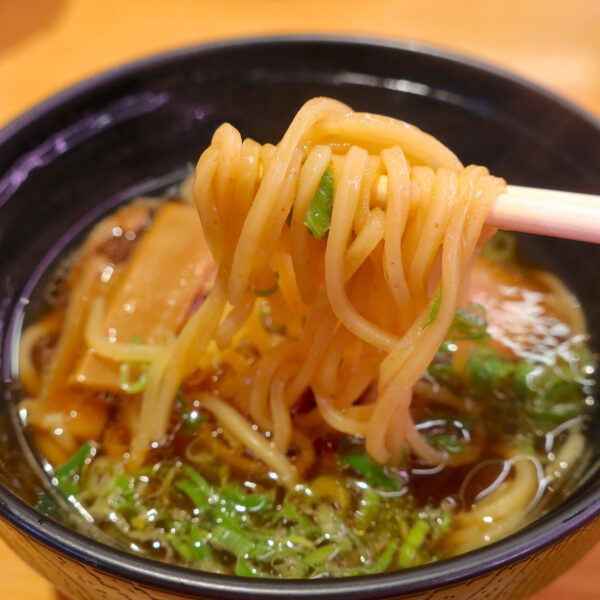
[130,97,506,475]
[199,394,297,488]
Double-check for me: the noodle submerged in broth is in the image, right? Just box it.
[19,98,596,577]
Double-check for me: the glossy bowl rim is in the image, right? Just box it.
[1,34,600,599]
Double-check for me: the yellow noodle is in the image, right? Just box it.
[344,207,385,280]
[545,430,585,482]
[199,394,297,488]
[290,145,331,303]
[248,341,298,431]
[454,457,540,526]
[269,363,296,453]
[448,455,541,554]
[229,98,350,304]
[290,429,316,476]
[126,97,504,476]
[39,255,106,410]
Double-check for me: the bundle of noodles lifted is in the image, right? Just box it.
[20,98,596,577]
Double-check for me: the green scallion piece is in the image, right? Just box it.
[446,306,490,341]
[257,301,286,334]
[252,273,279,296]
[422,287,442,330]
[176,479,211,511]
[525,398,583,422]
[119,362,148,394]
[54,441,96,497]
[278,504,315,531]
[305,543,338,566]
[304,167,334,238]
[373,538,398,572]
[221,485,272,512]
[338,448,403,491]
[115,474,137,506]
[428,433,467,454]
[315,505,352,552]
[212,524,255,557]
[355,484,380,531]
[466,347,515,389]
[182,465,214,496]
[169,532,194,562]
[235,558,264,577]
[398,519,430,568]
[190,524,212,561]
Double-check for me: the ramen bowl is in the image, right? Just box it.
[0,36,599,600]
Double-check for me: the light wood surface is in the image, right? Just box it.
[1,1,599,598]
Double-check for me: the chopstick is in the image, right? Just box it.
[375,177,600,243]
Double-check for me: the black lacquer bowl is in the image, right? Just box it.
[1,36,600,600]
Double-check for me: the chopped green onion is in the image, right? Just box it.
[354,484,380,530]
[252,273,279,296]
[114,474,137,506]
[277,504,315,532]
[182,465,214,495]
[422,287,442,330]
[167,524,212,564]
[304,167,334,238]
[428,433,467,454]
[427,360,453,379]
[169,531,194,562]
[212,523,255,556]
[315,505,350,548]
[235,558,264,577]
[176,479,211,511]
[466,346,587,425]
[342,539,398,575]
[398,519,430,568]
[54,441,96,497]
[305,543,338,566]
[257,301,286,334]
[466,348,515,389]
[446,306,490,342]
[190,524,213,561]
[284,535,316,550]
[524,398,583,422]
[35,491,64,520]
[373,539,398,571]
[221,485,272,512]
[545,379,582,404]
[338,448,403,491]
[514,362,535,394]
[119,362,148,394]
[430,511,453,542]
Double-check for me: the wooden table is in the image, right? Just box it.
[0,1,599,598]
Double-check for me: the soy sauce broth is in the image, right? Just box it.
[18,201,597,577]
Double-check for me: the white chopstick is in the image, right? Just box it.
[375,177,600,244]
[487,185,600,243]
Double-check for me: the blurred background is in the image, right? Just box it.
[0,1,599,599]
[1,0,600,126]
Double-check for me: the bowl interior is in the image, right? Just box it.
[1,36,600,597]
